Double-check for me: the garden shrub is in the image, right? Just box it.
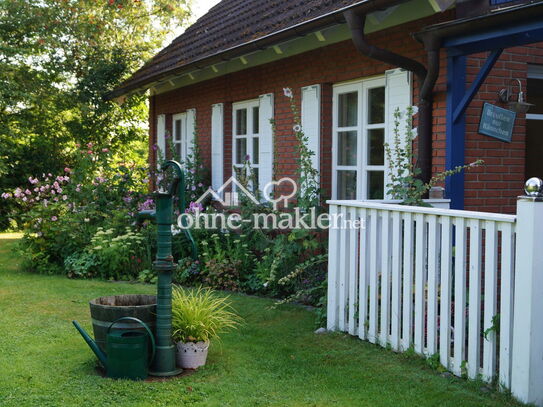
[4,145,153,279]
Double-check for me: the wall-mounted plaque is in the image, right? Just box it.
[478,102,516,143]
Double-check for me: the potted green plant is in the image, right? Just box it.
[171,286,241,369]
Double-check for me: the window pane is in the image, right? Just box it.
[338,92,358,127]
[337,131,357,166]
[236,109,247,135]
[253,106,259,134]
[527,78,543,115]
[175,143,182,160]
[252,138,259,164]
[337,170,357,200]
[367,171,384,199]
[174,120,182,141]
[235,138,247,164]
[368,87,385,124]
[368,128,384,165]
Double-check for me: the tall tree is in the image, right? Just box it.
[0,0,191,229]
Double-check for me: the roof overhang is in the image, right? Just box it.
[415,1,543,55]
[107,0,453,101]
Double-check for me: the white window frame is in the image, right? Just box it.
[332,76,387,200]
[172,112,188,162]
[232,99,260,188]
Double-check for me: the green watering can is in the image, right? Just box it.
[72,317,155,380]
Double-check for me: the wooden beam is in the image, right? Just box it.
[427,0,455,13]
[315,31,326,42]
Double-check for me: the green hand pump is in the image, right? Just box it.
[138,160,197,376]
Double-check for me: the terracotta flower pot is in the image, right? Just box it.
[176,340,209,369]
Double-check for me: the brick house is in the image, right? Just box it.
[109,0,543,214]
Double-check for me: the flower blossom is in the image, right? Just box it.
[185,201,204,214]
[283,87,293,98]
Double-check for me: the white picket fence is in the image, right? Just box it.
[326,200,519,387]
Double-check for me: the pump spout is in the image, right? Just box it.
[72,320,108,367]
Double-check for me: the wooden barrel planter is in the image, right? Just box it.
[89,294,156,352]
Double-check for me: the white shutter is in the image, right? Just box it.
[385,68,412,196]
[258,93,274,191]
[156,114,166,164]
[186,108,196,155]
[301,84,321,173]
[211,103,224,191]
[385,68,412,140]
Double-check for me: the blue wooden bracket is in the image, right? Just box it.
[452,48,503,124]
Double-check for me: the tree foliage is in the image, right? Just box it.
[0,0,192,229]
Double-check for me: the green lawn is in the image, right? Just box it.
[0,234,526,407]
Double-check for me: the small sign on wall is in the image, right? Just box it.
[478,102,516,143]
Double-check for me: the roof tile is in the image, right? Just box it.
[120,0,365,92]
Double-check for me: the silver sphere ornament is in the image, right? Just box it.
[524,177,543,197]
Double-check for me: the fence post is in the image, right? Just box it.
[511,196,543,405]
[326,204,340,331]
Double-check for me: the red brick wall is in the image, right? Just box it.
[150,15,542,214]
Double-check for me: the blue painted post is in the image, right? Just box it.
[446,54,466,210]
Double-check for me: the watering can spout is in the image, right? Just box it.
[72,320,108,367]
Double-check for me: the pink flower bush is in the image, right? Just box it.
[185,201,204,214]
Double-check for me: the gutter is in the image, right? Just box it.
[345,9,440,186]
[106,0,407,100]
[414,1,543,42]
